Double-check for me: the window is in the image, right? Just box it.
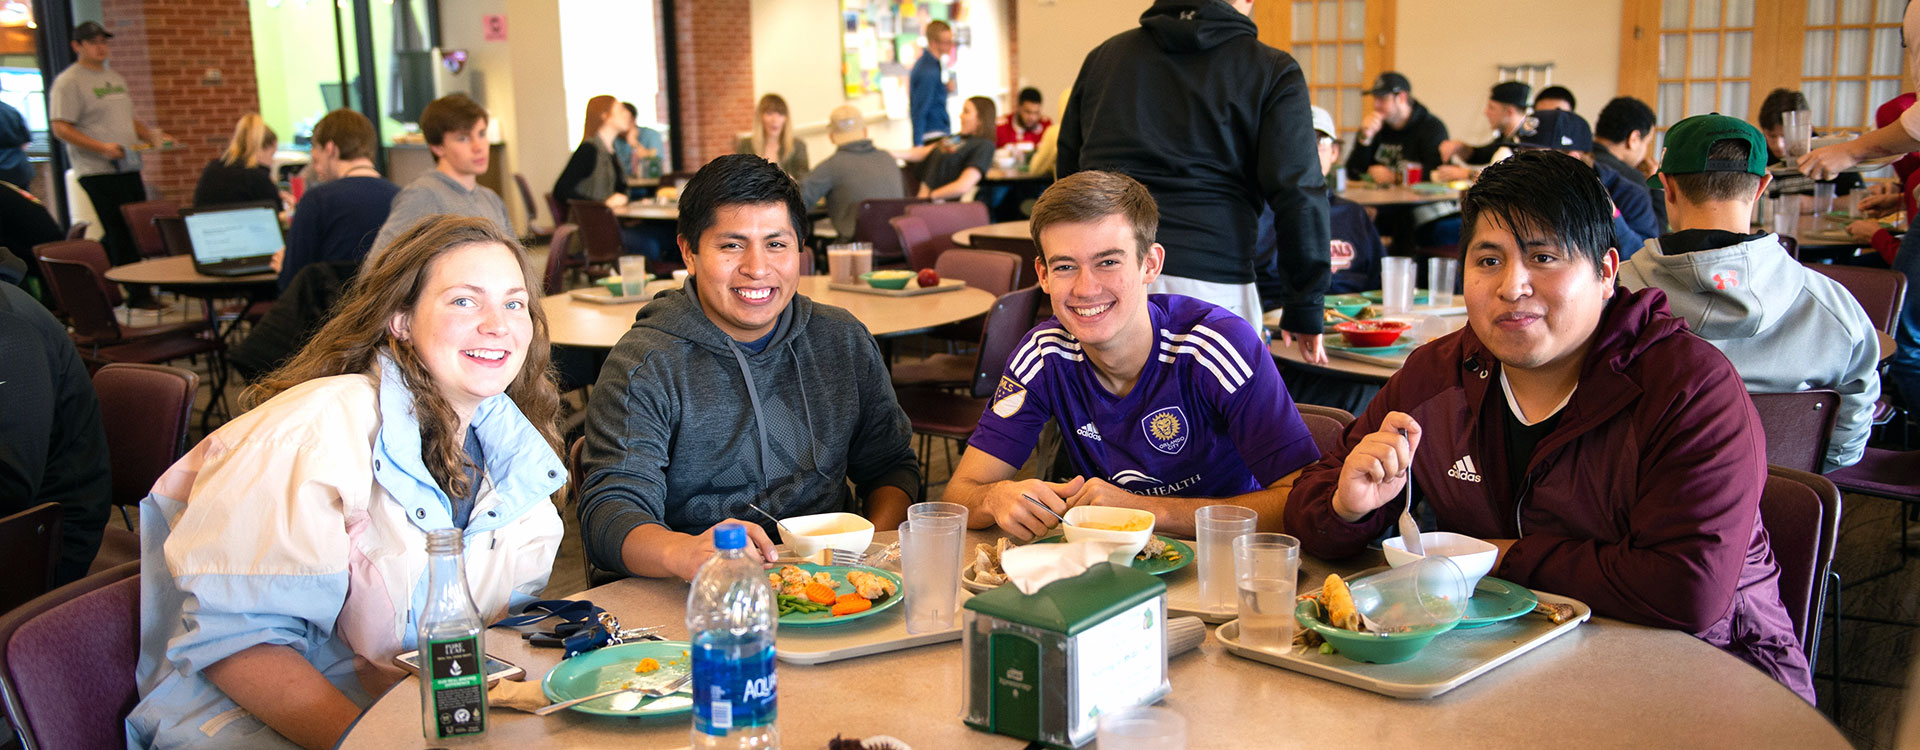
[1799,0,1906,133]
[1255,0,1395,141]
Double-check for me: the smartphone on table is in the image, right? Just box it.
[392,650,525,684]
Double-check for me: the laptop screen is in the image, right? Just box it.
[184,206,281,264]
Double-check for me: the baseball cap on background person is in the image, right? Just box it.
[1364,72,1411,97]
[827,105,867,145]
[1650,113,1768,181]
[1310,105,1337,140]
[1505,109,1594,152]
[73,21,113,41]
[1491,81,1531,109]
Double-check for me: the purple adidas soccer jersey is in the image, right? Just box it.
[968,294,1321,498]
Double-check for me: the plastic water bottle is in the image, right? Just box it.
[418,528,485,742]
[687,524,779,748]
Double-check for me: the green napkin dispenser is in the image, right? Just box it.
[960,562,1170,748]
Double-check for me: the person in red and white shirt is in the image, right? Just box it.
[996,87,1051,149]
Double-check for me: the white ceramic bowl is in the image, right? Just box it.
[779,512,875,558]
[1060,506,1156,561]
[1382,531,1498,589]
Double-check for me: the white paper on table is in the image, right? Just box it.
[999,540,1127,595]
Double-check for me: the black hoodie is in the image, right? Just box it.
[1058,0,1330,335]
[1343,99,1449,180]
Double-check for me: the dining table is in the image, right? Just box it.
[1336,184,1462,207]
[103,255,279,340]
[337,528,1849,749]
[542,276,997,349]
[950,219,1030,249]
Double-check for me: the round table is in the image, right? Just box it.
[612,202,679,222]
[951,219,1030,248]
[339,529,1848,749]
[983,167,1049,182]
[1337,185,1461,206]
[543,275,996,349]
[102,255,277,290]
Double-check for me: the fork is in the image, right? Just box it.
[827,547,867,566]
[534,671,693,716]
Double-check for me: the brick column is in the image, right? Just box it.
[93,0,260,202]
[673,0,753,170]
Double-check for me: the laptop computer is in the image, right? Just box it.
[183,202,282,277]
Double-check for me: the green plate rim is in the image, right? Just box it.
[540,640,694,718]
[1325,339,1412,355]
[1360,289,1431,304]
[773,562,905,628]
[1029,534,1194,576]
[1455,576,1539,629]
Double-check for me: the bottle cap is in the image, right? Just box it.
[714,523,747,550]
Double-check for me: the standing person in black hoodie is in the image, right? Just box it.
[1057,0,1332,363]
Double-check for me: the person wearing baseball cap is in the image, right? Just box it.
[799,105,905,239]
[1347,71,1449,186]
[1506,109,1662,256]
[1257,106,1383,318]
[1619,113,1880,472]
[1437,81,1532,180]
[49,20,173,308]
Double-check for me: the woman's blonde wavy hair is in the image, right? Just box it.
[242,215,563,500]
[221,113,277,168]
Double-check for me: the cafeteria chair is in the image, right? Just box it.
[37,257,227,429]
[513,173,555,246]
[120,199,180,259]
[1758,466,1842,710]
[0,561,140,750]
[153,215,192,257]
[542,223,582,294]
[904,201,989,264]
[1780,235,1800,261]
[891,214,940,271]
[893,249,1024,389]
[34,239,122,312]
[1297,403,1357,457]
[546,192,569,227]
[966,233,1042,288]
[63,220,88,241]
[853,198,928,267]
[1804,263,1909,446]
[1749,390,1841,475]
[86,364,197,574]
[0,504,61,615]
[568,199,626,278]
[894,285,1046,485]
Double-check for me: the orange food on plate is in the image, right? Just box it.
[804,583,838,604]
[635,658,660,673]
[831,596,873,616]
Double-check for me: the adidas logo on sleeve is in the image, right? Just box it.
[1076,422,1102,441]
[1447,455,1482,483]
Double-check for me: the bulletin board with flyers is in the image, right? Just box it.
[838,0,970,99]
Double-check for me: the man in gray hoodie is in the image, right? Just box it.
[1619,114,1879,471]
[579,154,922,581]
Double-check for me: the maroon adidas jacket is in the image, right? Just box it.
[1287,287,1814,702]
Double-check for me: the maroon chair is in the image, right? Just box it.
[1297,403,1356,457]
[0,503,61,615]
[894,286,1047,483]
[37,258,224,428]
[569,199,626,277]
[1779,234,1799,261]
[905,201,989,253]
[893,249,1024,388]
[853,198,928,267]
[64,220,89,241]
[152,216,192,257]
[890,214,940,272]
[1758,466,1840,670]
[514,173,554,244]
[34,239,122,309]
[546,192,569,226]
[92,363,196,536]
[119,199,180,259]
[543,223,581,294]
[1748,390,1841,475]
[967,233,1042,288]
[0,561,140,750]
[1805,263,1905,335]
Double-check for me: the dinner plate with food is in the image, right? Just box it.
[768,563,905,627]
[540,641,695,717]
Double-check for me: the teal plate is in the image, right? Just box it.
[772,563,904,628]
[1455,576,1539,629]
[1325,340,1412,356]
[1031,534,1195,576]
[540,641,693,717]
[1361,289,1431,304]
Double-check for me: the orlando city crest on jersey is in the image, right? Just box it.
[1141,406,1188,454]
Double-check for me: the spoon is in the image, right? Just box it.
[1396,428,1425,556]
[534,672,692,716]
[1021,493,1067,525]
[743,501,799,542]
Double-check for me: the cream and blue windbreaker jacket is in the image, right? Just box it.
[126,357,565,748]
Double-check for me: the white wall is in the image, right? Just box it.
[1393,0,1623,143]
[751,0,1010,162]
[439,0,528,230]
[1014,0,1142,113]
[558,0,664,144]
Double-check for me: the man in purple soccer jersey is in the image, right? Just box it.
[946,171,1323,539]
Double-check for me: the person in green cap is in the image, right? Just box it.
[1618,113,1880,471]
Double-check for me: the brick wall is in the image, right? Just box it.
[673,0,753,169]
[93,0,260,202]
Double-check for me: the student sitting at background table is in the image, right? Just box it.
[996,86,1051,149]
[1434,80,1530,182]
[1757,88,1863,200]
[909,96,997,200]
[1592,96,1667,231]
[613,101,663,180]
[577,154,920,582]
[1285,150,1814,703]
[128,215,568,749]
[370,94,512,256]
[194,113,289,209]
[736,93,809,180]
[1505,109,1659,258]
[1532,85,1576,112]
[800,104,906,240]
[273,107,397,291]
[1259,105,1381,308]
[946,170,1322,540]
[1622,114,1879,472]
[555,95,665,260]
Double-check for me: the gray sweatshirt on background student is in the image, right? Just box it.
[799,138,906,239]
[576,283,921,577]
[369,170,511,255]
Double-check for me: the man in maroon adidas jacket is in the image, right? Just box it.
[1286,150,1813,702]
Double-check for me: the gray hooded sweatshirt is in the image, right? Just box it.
[578,282,921,576]
[1619,231,1880,471]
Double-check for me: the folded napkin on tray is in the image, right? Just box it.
[998,540,1129,595]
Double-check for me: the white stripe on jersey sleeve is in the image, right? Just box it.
[1186,324,1255,380]
[1159,329,1250,388]
[1018,344,1085,383]
[1009,328,1079,377]
[1156,350,1240,394]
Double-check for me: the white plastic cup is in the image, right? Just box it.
[1813,181,1836,217]
[1772,206,1800,238]
[1195,505,1258,611]
[617,255,647,296]
[672,268,689,287]
[1783,109,1813,158]
[1381,257,1416,314]
[900,502,968,634]
[1097,705,1188,749]
[1427,257,1458,308]
[1232,533,1300,651]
